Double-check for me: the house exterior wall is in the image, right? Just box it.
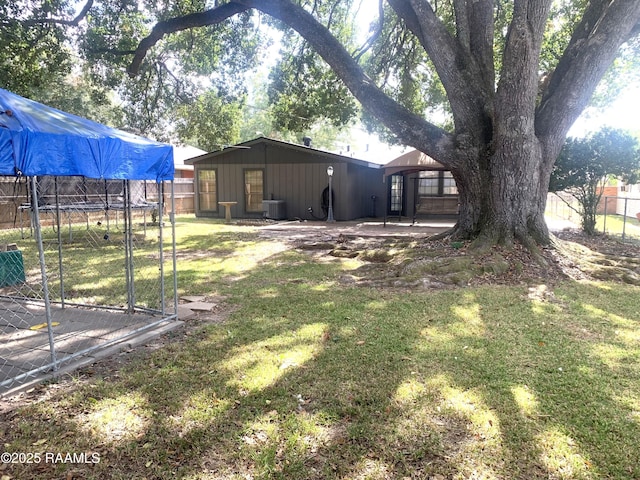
[192,141,385,221]
[617,183,640,218]
[345,162,386,218]
[597,186,617,214]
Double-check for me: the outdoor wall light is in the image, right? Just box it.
[327,166,335,222]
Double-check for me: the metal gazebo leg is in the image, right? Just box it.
[123,180,136,313]
[171,181,178,317]
[54,177,65,307]
[158,181,165,315]
[31,176,58,371]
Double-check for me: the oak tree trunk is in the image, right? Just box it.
[453,141,552,248]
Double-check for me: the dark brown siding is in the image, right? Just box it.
[192,140,385,221]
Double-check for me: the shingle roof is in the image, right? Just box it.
[383,149,446,177]
[186,136,382,169]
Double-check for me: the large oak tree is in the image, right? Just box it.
[126,0,640,249]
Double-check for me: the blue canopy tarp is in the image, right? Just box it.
[0,88,173,181]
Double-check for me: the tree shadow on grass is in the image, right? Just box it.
[1,249,639,479]
[407,283,640,479]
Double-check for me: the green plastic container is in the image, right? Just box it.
[0,250,26,287]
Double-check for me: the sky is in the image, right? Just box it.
[569,86,640,138]
[352,83,640,164]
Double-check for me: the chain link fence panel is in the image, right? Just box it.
[0,176,177,394]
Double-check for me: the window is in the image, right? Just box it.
[418,171,440,195]
[197,169,217,211]
[244,169,264,212]
[442,172,458,195]
[389,174,404,213]
[418,171,458,196]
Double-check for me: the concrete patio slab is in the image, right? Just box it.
[181,295,206,302]
[184,302,216,311]
[177,305,196,320]
[1,302,182,397]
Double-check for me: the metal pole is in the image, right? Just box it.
[396,176,403,222]
[143,180,148,237]
[122,181,131,311]
[104,179,110,236]
[53,177,65,307]
[31,176,58,371]
[327,173,335,222]
[412,176,417,225]
[122,181,136,313]
[158,181,165,315]
[126,180,136,312]
[171,181,178,317]
[383,176,387,228]
[622,197,628,240]
[398,183,402,222]
[83,177,89,231]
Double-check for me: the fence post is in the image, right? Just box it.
[622,197,628,240]
[603,197,608,234]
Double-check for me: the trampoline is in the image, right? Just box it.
[18,196,158,240]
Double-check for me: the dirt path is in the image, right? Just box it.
[256,218,455,242]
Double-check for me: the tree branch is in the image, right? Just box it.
[536,0,640,158]
[387,0,493,143]
[0,0,94,27]
[246,0,456,164]
[450,0,495,99]
[72,0,94,25]
[89,47,137,56]
[128,0,456,165]
[496,0,553,126]
[128,2,250,76]
[467,0,494,89]
[452,0,470,51]
[352,0,384,61]
[552,191,581,216]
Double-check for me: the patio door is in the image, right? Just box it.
[388,174,405,216]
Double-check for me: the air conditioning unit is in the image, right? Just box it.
[262,200,286,220]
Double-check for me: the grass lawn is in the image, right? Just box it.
[1,217,639,479]
[598,214,640,242]
[0,216,172,309]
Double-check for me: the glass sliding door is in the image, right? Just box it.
[388,174,404,215]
